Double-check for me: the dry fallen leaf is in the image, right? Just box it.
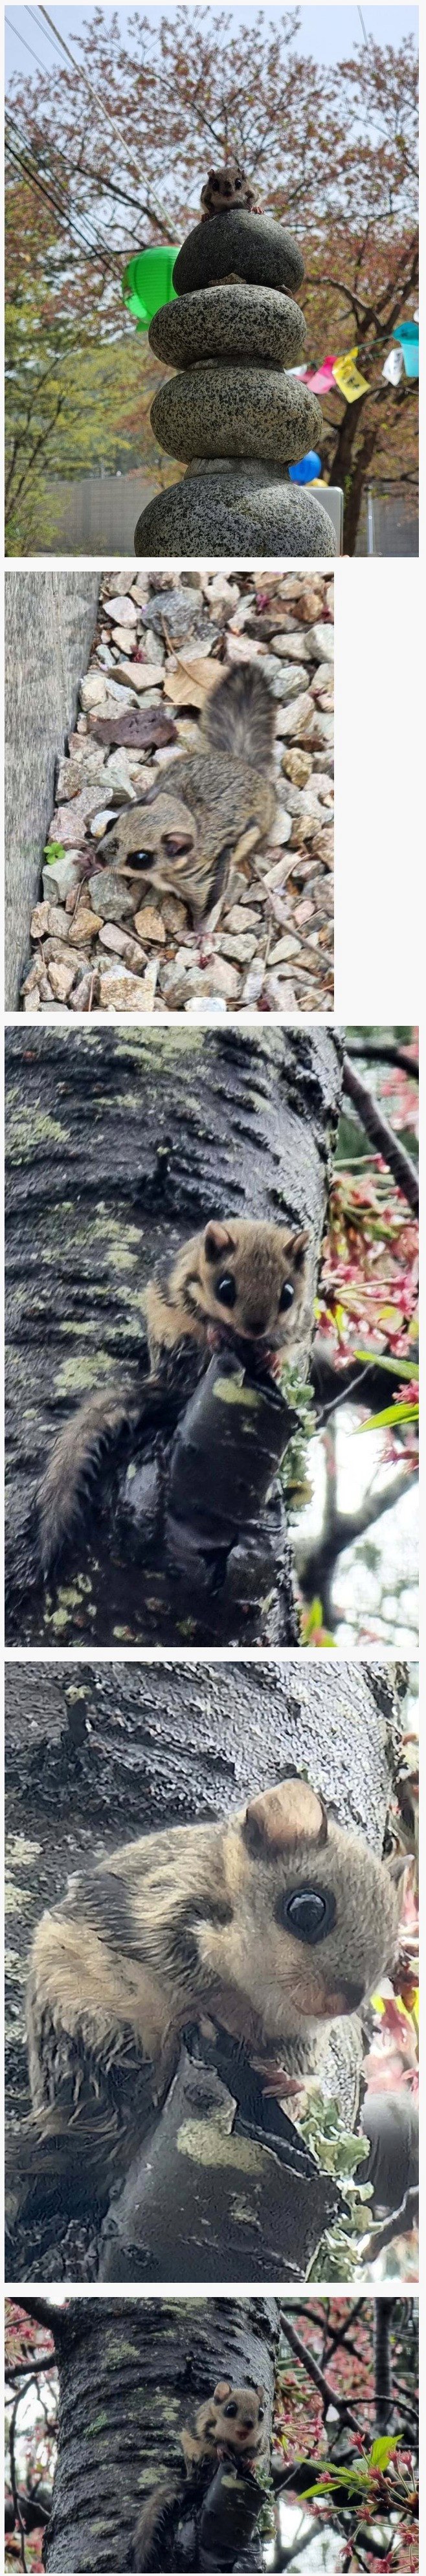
[163,654,221,710]
[89,708,177,749]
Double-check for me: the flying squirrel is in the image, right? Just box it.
[96,662,276,924]
[200,161,262,219]
[16,1776,409,2243]
[32,1216,310,1584]
[129,2381,267,2571]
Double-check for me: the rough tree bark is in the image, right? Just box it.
[5,1656,405,2285]
[5,1024,343,1649]
[32,2294,280,2572]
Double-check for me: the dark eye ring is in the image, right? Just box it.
[279,1280,295,1311]
[223,2401,238,2417]
[278,1886,337,1944]
[216,1272,236,1308]
[258,2407,265,2421]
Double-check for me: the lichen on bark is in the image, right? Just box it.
[5,1024,343,1646]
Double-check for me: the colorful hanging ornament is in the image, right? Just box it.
[382,345,405,386]
[122,246,179,331]
[332,346,370,400]
[305,357,337,394]
[289,450,322,483]
[394,322,419,380]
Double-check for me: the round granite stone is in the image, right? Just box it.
[173,209,304,298]
[135,471,337,558]
[150,366,322,467]
[149,282,308,370]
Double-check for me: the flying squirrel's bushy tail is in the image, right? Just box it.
[5,1382,139,1621]
[203,661,276,770]
[128,2483,183,2571]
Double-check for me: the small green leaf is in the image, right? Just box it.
[370,2434,400,2468]
[357,1401,418,1430]
[354,1348,418,1381]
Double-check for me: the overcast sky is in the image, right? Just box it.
[5,3,420,84]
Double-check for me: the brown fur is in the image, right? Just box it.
[183,2382,267,2466]
[36,1217,310,1575]
[96,664,276,922]
[27,1777,406,2171]
[147,1217,310,1366]
[131,2382,267,2570]
[200,163,262,219]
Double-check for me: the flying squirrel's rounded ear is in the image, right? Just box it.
[242,1777,328,1856]
[289,1227,310,1268]
[204,1221,235,1262]
[256,2384,266,2403]
[213,2380,232,2403]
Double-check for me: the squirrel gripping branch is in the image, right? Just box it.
[9,1216,309,1603]
[8,1777,410,2249]
[129,2380,267,2570]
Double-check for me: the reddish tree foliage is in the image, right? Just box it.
[5,10,418,549]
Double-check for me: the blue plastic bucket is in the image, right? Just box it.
[394,324,419,380]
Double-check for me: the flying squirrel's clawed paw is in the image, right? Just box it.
[12,1771,410,2256]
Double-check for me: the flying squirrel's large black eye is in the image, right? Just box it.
[277,1886,337,1944]
[223,2401,238,2418]
[216,1272,236,1308]
[279,1280,295,1312]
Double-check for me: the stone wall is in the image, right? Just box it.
[5,569,100,1007]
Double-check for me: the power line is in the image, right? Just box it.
[8,6,172,245]
[27,1,69,54]
[5,13,52,76]
[6,30,146,260]
[5,113,117,266]
[6,18,122,261]
[39,3,169,228]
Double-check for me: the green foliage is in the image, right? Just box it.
[5,205,166,553]
[354,1350,418,1381]
[293,2090,373,2281]
[43,841,66,865]
[279,1363,316,1511]
[300,2432,401,2501]
[5,16,418,551]
[358,1400,418,1431]
[300,1596,336,1648]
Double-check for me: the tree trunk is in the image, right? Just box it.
[43,2295,280,2572]
[5,1655,405,2284]
[5,1024,343,1648]
[327,390,371,553]
[5,569,99,1006]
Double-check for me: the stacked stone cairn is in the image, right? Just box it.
[135,194,337,557]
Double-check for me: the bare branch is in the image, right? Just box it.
[342,1055,419,1216]
[347,1042,418,1082]
[14,2293,63,2339]
[280,2309,363,2436]
[362,2182,419,2262]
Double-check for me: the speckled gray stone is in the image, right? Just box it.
[135,471,337,558]
[87,869,138,921]
[149,283,308,371]
[151,366,322,467]
[173,208,304,298]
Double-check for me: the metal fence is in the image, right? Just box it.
[42,471,159,556]
[355,483,419,557]
[39,471,418,559]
